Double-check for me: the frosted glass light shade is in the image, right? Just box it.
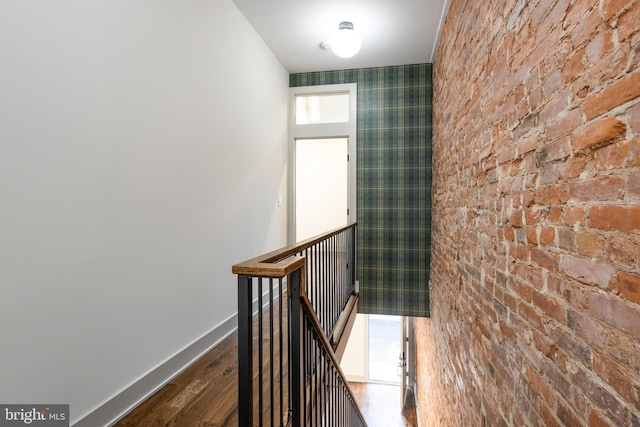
[330,22,361,58]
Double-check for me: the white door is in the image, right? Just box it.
[295,138,348,241]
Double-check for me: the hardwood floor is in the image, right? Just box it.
[350,382,418,427]
[115,332,240,427]
[115,330,416,427]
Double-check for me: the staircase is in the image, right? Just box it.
[232,223,366,427]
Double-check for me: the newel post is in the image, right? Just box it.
[237,274,253,426]
[288,267,304,427]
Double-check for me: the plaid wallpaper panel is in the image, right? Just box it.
[290,64,433,318]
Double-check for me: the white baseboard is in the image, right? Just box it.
[72,314,237,427]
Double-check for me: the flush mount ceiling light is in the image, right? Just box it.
[322,21,362,59]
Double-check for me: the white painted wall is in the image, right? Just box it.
[0,1,288,424]
[341,314,369,382]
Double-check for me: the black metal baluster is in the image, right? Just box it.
[287,281,293,425]
[269,278,275,426]
[258,279,264,427]
[322,239,327,333]
[314,336,319,427]
[278,277,284,426]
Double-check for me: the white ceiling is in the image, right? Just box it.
[232,0,451,73]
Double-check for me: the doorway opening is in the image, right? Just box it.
[368,314,402,384]
[341,313,404,385]
[288,83,357,244]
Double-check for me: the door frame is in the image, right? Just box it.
[287,83,357,244]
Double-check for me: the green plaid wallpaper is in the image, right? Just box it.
[290,64,432,318]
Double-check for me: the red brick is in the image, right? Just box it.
[543,70,563,99]
[533,290,566,323]
[594,137,640,170]
[568,176,625,201]
[630,171,640,199]
[539,227,556,246]
[497,146,517,165]
[529,86,543,110]
[556,398,584,426]
[584,70,640,119]
[564,206,585,226]
[539,88,571,124]
[589,205,640,232]
[529,0,554,25]
[577,232,604,256]
[514,261,544,284]
[561,48,585,83]
[540,402,562,427]
[531,246,559,270]
[509,210,524,227]
[571,365,628,425]
[618,1,640,41]
[535,137,571,166]
[571,117,627,152]
[524,207,542,225]
[575,42,632,100]
[533,329,554,358]
[539,165,558,185]
[560,255,614,289]
[589,408,612,427]
[526,365,555,406]
[585,30,614,64]
[510,278,534,303]
[570,7,602,47]
[594,354,640,408]
[630,102,640,133]
[526,227,538,244]
[503,226,516,241]
[540,0,571,41]
[518,301,543,327]
[567,309,608,349]
[557,157,586,179]
[565,0,598,30]
[589,408,611,427]
[536,184,569,205]
[558,227,577,251]
[605,235,638,268]
[503,291,517,312]
[517,135,539,156]
[618,271,640,305]
[589,291,640,339]
[550,274,585,308]
[548,206,563,224]
[603,0,632,20]
[546,110,582,139]
[544,358,573,397]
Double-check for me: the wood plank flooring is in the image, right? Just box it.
[115,330,416,427]
[115,332,239,427]
[350,382,418,427]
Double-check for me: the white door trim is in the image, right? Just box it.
[288,83,357,244]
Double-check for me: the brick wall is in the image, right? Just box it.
[418,0,640,425]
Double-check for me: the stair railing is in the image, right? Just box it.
[232,223,366,427]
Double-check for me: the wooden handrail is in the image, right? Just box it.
[232,222,357,277]
[299,292,368,426]
[231,255,305,277]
